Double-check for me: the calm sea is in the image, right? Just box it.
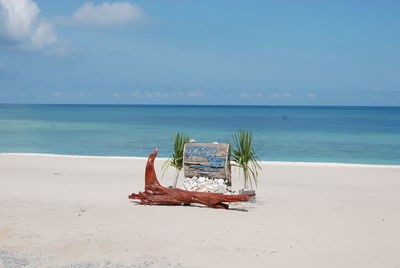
[0,104,399,165]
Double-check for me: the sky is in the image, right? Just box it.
[0,0,399,106]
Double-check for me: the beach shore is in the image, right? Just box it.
[1,153,400,267]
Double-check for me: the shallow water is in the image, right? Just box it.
[1,104,399,164]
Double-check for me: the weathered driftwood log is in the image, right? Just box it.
[129,148,255,209]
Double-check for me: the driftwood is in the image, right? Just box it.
[129,148,255,209]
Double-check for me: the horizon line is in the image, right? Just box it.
[0,103,399,108]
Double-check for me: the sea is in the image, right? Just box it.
[0,104,399,165]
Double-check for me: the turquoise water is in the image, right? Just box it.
[0,104,399,165]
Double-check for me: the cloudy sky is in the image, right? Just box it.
[0,0,399,105]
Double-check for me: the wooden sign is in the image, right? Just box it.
[183,143,231,184]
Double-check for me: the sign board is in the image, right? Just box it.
[183,143,231,184]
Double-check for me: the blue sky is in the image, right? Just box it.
[0,0,399,105]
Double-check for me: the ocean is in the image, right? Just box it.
[0,104,399,165]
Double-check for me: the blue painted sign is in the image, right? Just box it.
[183,143,231,182]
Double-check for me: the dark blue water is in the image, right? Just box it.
[1,104,399,164]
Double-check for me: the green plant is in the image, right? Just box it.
[163,132,190,187]
[230,129,261,190]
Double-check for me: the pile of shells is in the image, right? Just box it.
[183,176,231,194]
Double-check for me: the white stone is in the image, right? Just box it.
[183,176,231,194]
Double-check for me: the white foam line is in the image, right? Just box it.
[0,153,149,160]
[1,153,399,168]
[260,161,400,168]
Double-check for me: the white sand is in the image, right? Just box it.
[1,153,400,267]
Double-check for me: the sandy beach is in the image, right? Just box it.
[1,153,400,267]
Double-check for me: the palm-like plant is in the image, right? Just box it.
[231,129,261,190]
[163,133,190,188]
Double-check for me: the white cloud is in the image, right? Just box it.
[124,89,208,99]
[58,1,144,27]
[186,90,206,98]
[239,92,263,99]
[174,91,184,97]
[71,92,89,97]
[130,90,141,97]
[48,40,73,56]
[0,0,57,49]
[240,92,252,98]
[53,91,63,97]
[272,92,292,98]
[307,92,316,99]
